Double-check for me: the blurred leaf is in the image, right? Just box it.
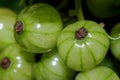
[0,0,27,13]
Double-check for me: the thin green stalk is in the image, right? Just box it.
[56,0,69,10]
[108,34,120,40]
[19,0,26,7]
[99,22,120,41]
[75,0,84,21]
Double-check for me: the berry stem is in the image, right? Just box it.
[56,0,69,10]
[108,34,120,40]
[75,0,84,21]
[99,22,120,41]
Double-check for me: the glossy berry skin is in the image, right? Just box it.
[110,23,120,61]
[57,20,109,71]
[14,3,63,53]
[34,49,76,80]
[75,66,120,80]
[0,43,35,80]
[0,7,16,52]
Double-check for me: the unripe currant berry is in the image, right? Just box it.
[14,3,63,53]
[0,43,35,80]
[0,7,16,51]
[57,20,109,71]
[110,22,120,61]
[34,49,76,80]
[75,66,120,80]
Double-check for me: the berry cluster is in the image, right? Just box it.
[0,1,120,80]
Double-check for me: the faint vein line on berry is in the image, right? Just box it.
[65,42,75,66]
[104,71,114,80]
[85,42,97,65]
[26,30,61,35]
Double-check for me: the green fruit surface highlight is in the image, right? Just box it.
[57,20,109,71]
[14,3,63,53]
[0,43,35,80]
[34,49,76,80]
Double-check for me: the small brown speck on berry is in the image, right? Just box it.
[14,21,23,34]
[0,57,11,69]
[75,27,88,39]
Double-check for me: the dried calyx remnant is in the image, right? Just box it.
[75,27,88,39]
[0,57,11,69]
[14,21,23,34]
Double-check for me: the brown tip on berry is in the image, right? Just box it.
[99,22,105,27]
[0,57,11,69]
[75,27,88,39]
[14,21,23,34]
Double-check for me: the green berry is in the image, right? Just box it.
[34,49,76,80]
[0,7,16,51]
[75,66,120,80]
[14,3,63,53]
[110,22,120,61]
[57,20,109,71]
[0,43,35,80]
[85,0,120,19]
